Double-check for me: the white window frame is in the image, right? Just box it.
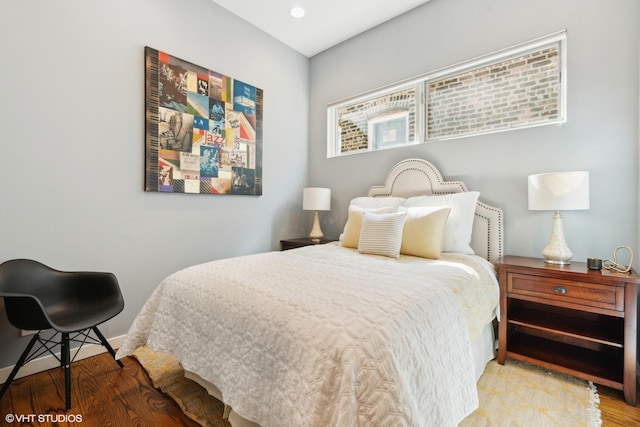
[327,82,419,157]
[327,30,566,158]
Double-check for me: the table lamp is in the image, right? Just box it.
[528,171,589,265]
[303,188,331,242]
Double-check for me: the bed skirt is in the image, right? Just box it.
[183,320,497,427]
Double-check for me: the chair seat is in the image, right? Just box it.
[47,298,124,333]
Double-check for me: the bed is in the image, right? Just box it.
[116,158,504,427]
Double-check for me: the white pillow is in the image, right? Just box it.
[341,206,395,248]
[402,191,479,254]
[349,196,406,209]
[399,207,451,259]
[357,211,407,258]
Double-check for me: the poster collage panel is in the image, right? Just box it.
[145,47,263,195]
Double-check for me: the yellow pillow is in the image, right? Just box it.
[341,206,394,248]
[400,207,451,259]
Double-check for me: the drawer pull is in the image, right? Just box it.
[551,286,568,294]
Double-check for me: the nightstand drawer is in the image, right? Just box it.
[508,273,624,311]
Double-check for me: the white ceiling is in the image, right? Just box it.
[210,0,432,57]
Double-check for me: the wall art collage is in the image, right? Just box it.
[144,47,263,195]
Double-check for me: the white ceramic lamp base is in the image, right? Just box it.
[309,211,324,242]
[542,211,573,265]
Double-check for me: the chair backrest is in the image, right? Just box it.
[0,259,125,332]
[0,259,60,330]
[0,259,59,296]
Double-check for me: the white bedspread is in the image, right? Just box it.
[117,243,498,427]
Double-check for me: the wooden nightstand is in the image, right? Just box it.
[280,238,335,251]
[496,255,640,406]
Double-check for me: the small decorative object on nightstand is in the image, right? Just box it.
[280,238,335,251]
[303,187,331,242]
[496,255,640,406]
[528,171,589,265]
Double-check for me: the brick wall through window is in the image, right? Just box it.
[427,47,559,139]
[328,31,565,157]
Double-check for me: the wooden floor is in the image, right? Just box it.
[0,352,200,427]
[1,351,639,426]
[597,384,640,427]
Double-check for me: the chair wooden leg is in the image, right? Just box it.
[61,332,71,411]
[0,333,40,401]
[92,326,124,368]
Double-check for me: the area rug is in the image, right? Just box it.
[460,358,601,426]
[132,346,601,426]
[132,346,230,427]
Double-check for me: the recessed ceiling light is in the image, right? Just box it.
[290,6,305,18]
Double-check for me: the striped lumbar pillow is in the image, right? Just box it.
[357,211,407,258]
[341,206,395,248]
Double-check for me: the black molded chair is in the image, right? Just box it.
[0,259,124,410]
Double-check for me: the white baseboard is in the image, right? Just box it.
[0,334,126,385]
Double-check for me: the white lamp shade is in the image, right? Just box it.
[303,187,331,211]
[528,171,590,211]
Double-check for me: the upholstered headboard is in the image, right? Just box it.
[368,158,504,263]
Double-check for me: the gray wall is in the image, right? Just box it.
[1,0,639,372]
[0,0,309,368]
[309,0,640,264]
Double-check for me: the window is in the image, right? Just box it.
[368,111,409,150]
[327,31,566,158]
[329,84,417,156]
